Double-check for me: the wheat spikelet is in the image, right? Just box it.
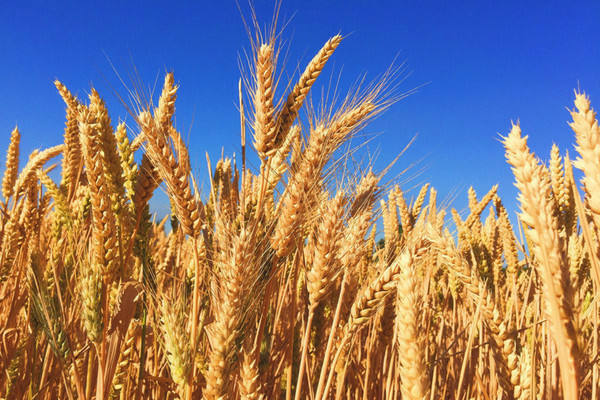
[501,320,520,396]
[271,100,377,258]
[343,174,378,265]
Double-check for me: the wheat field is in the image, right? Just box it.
[0,28,598,400]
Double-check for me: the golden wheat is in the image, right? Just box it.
[0,20,598,400]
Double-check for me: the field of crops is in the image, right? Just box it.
[0,29,598,400]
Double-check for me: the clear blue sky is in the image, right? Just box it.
[1,1,599,220]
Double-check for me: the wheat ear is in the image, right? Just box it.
[80,255,103,343]
[253,44,276,160]
[319,248,417,400]
[239,340,264,400]
[78,106,119,283]
[139,74,202,238]
[571,92,600,233]
[274,35,342,148]
[307,191,346,310]
[411,183,430,220]
[13,145,63,200]
[160,295,192,397]
[54,80,82,194]
[395,248,429,400]
[270,126,328,257]
[2,127,21,201]
[204,228,255,399]
[503,122,579,400]
[296,192,345,399]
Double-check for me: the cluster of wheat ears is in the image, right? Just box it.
[0,27,599,400]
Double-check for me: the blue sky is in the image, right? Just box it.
[1,1,599,220]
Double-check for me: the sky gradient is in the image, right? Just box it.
[1,1,599,220]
